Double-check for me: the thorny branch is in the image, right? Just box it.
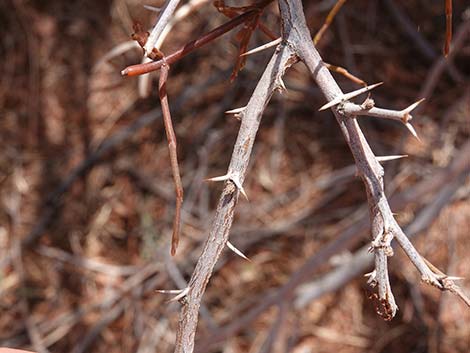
[174,42,297,353]
[117,0,469,351]
[278,0,467,318]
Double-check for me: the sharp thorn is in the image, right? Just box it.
[364,270,376,278]
[403,98,426,114]
[342,82,383,101]
[143,5,162,12]
[277,77,287,92]
[319,82,383,111]
[405,123,421,142]
[168,287,190,303]
[376,155,408,162]
[231,175,249,201]
[156,289,184,294]
[227,241,251,261]
[445,276,465,281]
[319,96,343,111]
[206,174,231,182]
[225,106,246,114]
[240,38,282,57]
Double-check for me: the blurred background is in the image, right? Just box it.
[0,0,469,352]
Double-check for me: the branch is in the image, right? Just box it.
[122,9,260,77]
[143,0,182,58]
[278,0,467,319]
[173,41,297,353]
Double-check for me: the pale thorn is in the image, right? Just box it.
[319,82,383,111]
[225,106,246,114]
[444,276,465,281]
[168,287,190,303]
[143,4,162,12]
[206,174,231,182]
[402,98,426,115]
[230,174,249,201]
[156,289,184,295]
[376,155,408,162]
[364,270,376,278]
[227,241,251,261]
[277,77,287,92]
[405,122,421,142]
[240,37,282,57]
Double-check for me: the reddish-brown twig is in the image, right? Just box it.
[158,63,183,256]
[444,0,452,56]
[313,0,348,45]
[121,9,260,77]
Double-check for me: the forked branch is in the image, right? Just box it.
[278,0,467,318]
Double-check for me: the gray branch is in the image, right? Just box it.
[278,0,466,319]
[143,0,181,57]
[173,43,297,353]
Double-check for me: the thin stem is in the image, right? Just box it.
[444,0,452,56]
[159,63,184,256]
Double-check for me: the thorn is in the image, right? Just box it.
[162,287,189,303]
[364,270,376,278]
[402,98,425,115]
[405,123,421,142]
[206,174,231,182]
[156,289,184,295]
[143,5,162,12]
[319,82,383,111]
[277,77,287,93]
[225,106,245,115]
[444,276,465,281]
[227,241,251,261]
[376,155,408,162]
[230,174,249,201]
[240,38,281,57]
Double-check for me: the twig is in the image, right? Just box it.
[418,19,470,105]
[158,63,183,256]
[313,0,348,45]
[143,0,182,58]
[444,0,452,56]
[173,39,297,353]
[122,9,260,76]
